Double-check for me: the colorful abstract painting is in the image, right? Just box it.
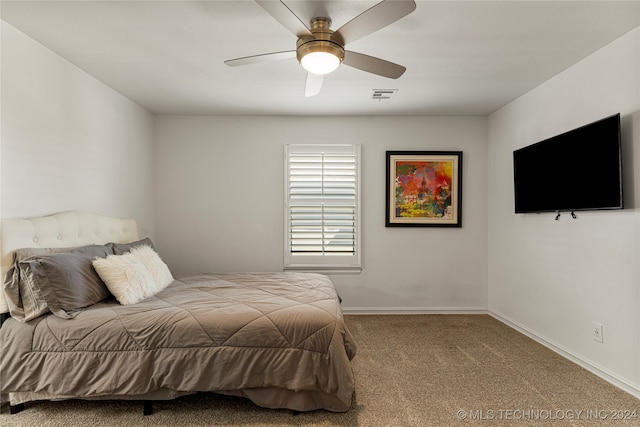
[386,151,462,227]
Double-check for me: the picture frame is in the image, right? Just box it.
[386,151,463,227]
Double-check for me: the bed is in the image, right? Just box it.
[0,211,356,414]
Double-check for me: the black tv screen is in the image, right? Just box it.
[513,113,623,214]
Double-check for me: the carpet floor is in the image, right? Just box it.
[1,314,638,426]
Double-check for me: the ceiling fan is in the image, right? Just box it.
[224,0,417,97]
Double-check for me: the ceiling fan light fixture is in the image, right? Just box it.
[296,17,345,75]
[226,2,416,95]
[301,51,341,75]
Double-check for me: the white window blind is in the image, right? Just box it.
[284,144,361,271]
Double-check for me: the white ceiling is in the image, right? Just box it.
[2,1,639,116]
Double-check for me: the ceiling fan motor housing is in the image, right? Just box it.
[296,17,345,64]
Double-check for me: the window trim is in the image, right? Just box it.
[284,144,362,272]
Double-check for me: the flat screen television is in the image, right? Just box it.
[513,113,623,214]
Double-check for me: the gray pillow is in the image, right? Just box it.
[3,261,49,321]
[110,237,154,255]
[4,244,112,321]
[5,246,82,321]
[25,245,113,319]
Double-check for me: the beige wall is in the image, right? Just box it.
[488,28,640,396]
[1,22,156,237]
[154,115,489,312]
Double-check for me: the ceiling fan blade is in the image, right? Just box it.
[305,73,324,97]
[335,0,416,45]
[342,51,406,79]
[255,0,312,37]
[224,50,296,67]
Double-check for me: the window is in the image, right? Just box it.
[284,144,361,271]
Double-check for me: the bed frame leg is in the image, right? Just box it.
[10,403,25,414]
[143,401,153,416]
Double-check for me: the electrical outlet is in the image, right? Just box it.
[592,322,604,343]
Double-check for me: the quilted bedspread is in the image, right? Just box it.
[0,272,357,412]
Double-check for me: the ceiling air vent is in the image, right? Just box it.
[371,89,398,100]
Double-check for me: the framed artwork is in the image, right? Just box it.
[386,151,463,227]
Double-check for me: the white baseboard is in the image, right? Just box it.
[342,307,488,315]
[489,310,640,399]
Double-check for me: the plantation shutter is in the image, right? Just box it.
[284,144,361,270]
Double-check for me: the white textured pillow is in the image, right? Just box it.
[92,246,173,306]
[92,252,158,305]
[128,245,174,288]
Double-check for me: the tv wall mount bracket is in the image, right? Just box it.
[555,211,578,221]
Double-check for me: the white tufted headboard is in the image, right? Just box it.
[0,211,139,313]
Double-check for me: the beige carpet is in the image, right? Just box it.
[1,314,638,426]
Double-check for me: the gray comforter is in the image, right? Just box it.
[0,272,356,412]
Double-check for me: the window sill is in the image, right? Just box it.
[283,266,362,275]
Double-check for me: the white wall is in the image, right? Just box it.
[155,115,488,311]
[0,22,155,237]
[488,28,640,395]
